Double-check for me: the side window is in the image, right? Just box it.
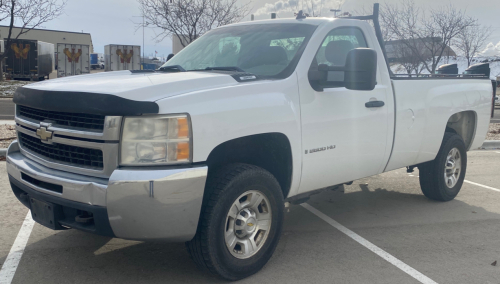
[314,27,368,67]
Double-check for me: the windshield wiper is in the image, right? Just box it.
[158,65,186,72]
[202,66,245,72]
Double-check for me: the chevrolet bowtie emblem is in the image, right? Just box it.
[36,127,53,141]
[247,223,254,227]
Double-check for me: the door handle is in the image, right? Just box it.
[365,100,385,108]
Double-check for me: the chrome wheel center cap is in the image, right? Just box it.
[245,218,257,233]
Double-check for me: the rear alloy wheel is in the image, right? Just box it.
[444,147,462,189]
[186,164,284,281]
[419,132,467,201]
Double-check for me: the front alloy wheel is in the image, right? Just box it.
[225,190,272,259]
[186,164,284,281]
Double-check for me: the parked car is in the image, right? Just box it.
[7,5,493,281]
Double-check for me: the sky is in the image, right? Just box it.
[0,0,498,57]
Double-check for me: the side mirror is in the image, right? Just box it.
[308,48,377,91]
[166,53,174,61]
[344,48,377,91]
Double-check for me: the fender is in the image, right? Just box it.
[155,74,304,198]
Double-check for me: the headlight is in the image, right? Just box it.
[120,114,191,166]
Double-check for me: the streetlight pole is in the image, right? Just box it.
[142,14,145,65]
[133,15,146,68]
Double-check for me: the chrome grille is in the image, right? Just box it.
[18,105,105,131]
[18,132,104,169]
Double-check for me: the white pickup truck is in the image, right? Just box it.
[7,7,493,281]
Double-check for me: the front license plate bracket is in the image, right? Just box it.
[29,198,64,230]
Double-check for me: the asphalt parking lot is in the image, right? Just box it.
[1,150,499,284]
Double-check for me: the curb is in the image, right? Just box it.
[479,140,500,150]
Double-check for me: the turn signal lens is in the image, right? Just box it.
[177,117,189,138]
[176,142,190,160]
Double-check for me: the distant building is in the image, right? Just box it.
[385,37,456,62]
[172,35,194,54]
[0,25,93,53]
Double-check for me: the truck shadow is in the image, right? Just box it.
[17,182,500,283]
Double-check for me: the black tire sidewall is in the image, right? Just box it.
[208,169,284,279]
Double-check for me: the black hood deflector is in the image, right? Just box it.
[13,87,159,116]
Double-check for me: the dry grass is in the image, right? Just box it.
[0,80,31,97]
[0,124,16,148]
[487,123,500,140]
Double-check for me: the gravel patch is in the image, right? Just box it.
[0,80,31,97]
[487,123,500,140]
[0,124,16,148]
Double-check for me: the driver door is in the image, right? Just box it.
[298,26,391,194]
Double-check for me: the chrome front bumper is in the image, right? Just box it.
[7,141,208,242]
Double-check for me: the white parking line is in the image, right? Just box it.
[0,211,35,284]
[301,203,438,284]
[464,180,500,192]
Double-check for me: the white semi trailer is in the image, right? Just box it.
[104,45,140,71]
[56,44,90,78]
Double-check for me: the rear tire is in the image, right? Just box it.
[186,163,284,281]
[418,132,467,201]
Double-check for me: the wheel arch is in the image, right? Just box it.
[445,110,477,151]
[205,133,293,199]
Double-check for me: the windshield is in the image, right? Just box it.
[162,23,317,79]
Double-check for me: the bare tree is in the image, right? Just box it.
[138,0,249,49]
[0,0,66,81]
[390,40,425,75]
[301,0,324,17]
[382,0,476,74]
[454,24,491,67]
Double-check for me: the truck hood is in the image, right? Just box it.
[23,70,240,102]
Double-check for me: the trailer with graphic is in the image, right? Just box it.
[4,39,54,81]
[104,44,140,71]
[57,43,90,78]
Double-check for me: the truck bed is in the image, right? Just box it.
[384,77,493,172]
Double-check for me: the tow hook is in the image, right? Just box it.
[406,166,415,173]
[75,213,94,224]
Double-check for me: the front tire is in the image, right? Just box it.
[418,132,467,201]
[186,163,284,281]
